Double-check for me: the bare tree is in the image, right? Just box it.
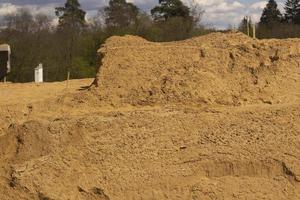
[186,0,205,26]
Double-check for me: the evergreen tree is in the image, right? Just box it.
[104,0,139,28]
[284,0,300,24]
[260,0,282,25]
[55,0,86,31]
[238,17,249,33]
[55,0,87,77]
[151,0,191,21]
[150,0,196,41]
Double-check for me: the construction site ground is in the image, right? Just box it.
[0,32,300,199]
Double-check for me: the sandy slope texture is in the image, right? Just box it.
[0,32,299,200]
[0,79,93,136]
[94,31,300,106]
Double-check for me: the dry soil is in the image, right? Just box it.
[0,32,299,200]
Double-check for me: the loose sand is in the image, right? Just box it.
[0,32,299,200]
[94,31,300,106]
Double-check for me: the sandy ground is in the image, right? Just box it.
[0,79,93,105]
[0,32,300,199]
[0,79,299,200]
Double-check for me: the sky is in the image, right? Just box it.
[0,0,286,29]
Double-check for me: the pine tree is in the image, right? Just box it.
[55,0,86,77]
[151,0,191,22]
[104,0,139,28]
[238,17,248,33]
[284,0,300,24]
[55,0,86,31]
[260,0,282,25]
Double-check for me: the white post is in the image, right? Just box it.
[252,23,256,39]
[66,71,70,88]
[35,63,43,83]
[247,16,250,37]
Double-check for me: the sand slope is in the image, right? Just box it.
[95,32,300,106]
[0,32,300,199]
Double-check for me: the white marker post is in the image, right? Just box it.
[247,16,250,37]
[35,63,43,83]
[66,71,70,89]
[252,23,256,39]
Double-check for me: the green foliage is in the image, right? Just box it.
[55,0,87,76]
[0,9,56,82]
[104,0,139,29]
[257,23,300,38]
[284,0,300,24]
[260,0,282,25]
[236,0,300,39]
[238,17,248,33]
[149,0,201,41]
[151,0,191,21]
[0,0,210,83]
[238,17,256,38]
[153,17,193,41]
[55,0,86,31]
[71,57,95,79]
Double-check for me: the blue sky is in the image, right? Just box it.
[0,0,286,29]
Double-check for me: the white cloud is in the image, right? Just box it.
[0,0,287,29]
[0,2,58,16]
[206,2,244,13]
[250,1,267,10]
[182,0,285,29]
[192,0,225,7]
[184,0,247,28]
[0,3,18,16]
[0,3,58,27]
[22,4,57,16]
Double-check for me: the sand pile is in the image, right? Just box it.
[0,33,300,200]
[94,32,300,106]
[1,98,299,200]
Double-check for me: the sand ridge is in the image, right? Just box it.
[94,31,300,106]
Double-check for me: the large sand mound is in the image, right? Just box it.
[0,32,300,199]
[94,32,300,106]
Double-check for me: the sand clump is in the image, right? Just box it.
[0,32,299,199]
[94,31,300,106]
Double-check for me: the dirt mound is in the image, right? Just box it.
[0,33,300,199]
[1,102,300,200]
[94,32,300,106]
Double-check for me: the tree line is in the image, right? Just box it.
[239,0,300,38]
[0,0,208,83]
[1,0,300,83]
